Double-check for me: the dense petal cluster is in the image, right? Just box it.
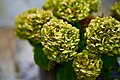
[43,0,101,22]
[73,50,103,80]
[85,17,120,56]
[15,8,53,41]
[43,0,62,12]
[85,0,101,12]
[111,1,120,21]
[43,0,90,22]
[111,1,120,16]
[41,18,80,63]
[56,0,90,22]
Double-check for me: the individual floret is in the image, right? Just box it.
[41,18,80,63]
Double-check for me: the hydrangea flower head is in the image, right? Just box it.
[111,1,120,21]
[15,8,53,42]
[56,0,90,22]
[41,18,80,63]
[73,50,103,80]
[85,0,101,12]
[85,16,120,56]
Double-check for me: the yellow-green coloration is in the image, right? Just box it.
[85,17,120,56]
[41,18,80,63]
[72,50,103,80]
[56,0,90,22]
[43,0,62,12]
[111,1,120,21]
[15,8,53,42]
[111,1,120,16]
[43,0,90,22]
[85,0,101,12]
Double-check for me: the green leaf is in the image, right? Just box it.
[101,54,117,69]
[57,61,77,80]
[34,43,55,71]
[98,69,112,80]
[100,54,117,79]
[28,39,40,48]
[75,21,85,51]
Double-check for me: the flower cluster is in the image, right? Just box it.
[85,16,120,56]
[43,0,101,22]
[15,0,120,79]
[41,18,80,63]
[111,1,120,21]
[15,8,80,63]
[73,50,103,80]
[56,0,90,22]
[15,8,53,42]
[111,1,120,16]
[43,0,62,12]
[43,0,90,22]
[85,0,101,12]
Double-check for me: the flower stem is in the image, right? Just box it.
[75,21,85,52]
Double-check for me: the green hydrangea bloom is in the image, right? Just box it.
[43,0,62,12]
[41,18,80,63]
[72,50,103,80]
[15,8,53,42]
[85,16,120,56]
[56,0,90,22]
[43,0,90,22]
[85,0,101,12]
[111,1,120,16]
[111,1,120,21]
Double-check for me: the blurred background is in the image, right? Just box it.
[0,0,45,80]
[0,0,119,80]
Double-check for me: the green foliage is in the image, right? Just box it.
[85,16,120,56]
[28,39,41,47]
[57,61,77,80]
[75,22,85,51]
[100,54,117,79]
[101,54,117,69]
[33,42,55,71]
